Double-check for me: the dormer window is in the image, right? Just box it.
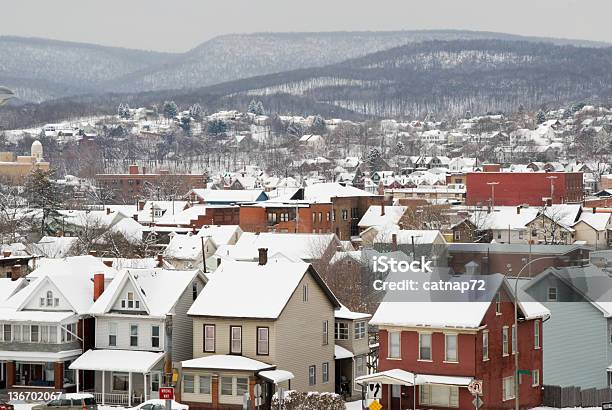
[46,291,53,306]
[120,292,140,309]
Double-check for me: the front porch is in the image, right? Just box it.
[70,349,166,406]
[0,349,82,390]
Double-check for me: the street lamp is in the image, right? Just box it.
[511,255,563,410]
[487,181,500,209]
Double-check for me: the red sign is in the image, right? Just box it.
[159,387,174,400]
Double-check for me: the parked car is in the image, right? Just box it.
[129,399,188,410]
[32,394,97,410]
[0,400,14,410]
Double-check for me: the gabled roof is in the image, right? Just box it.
[89,268,203,318]
[0,278,26,303]
[28,255,118,280]
[197,225,242,245]
[187,260,340,319]
[228,232,337,262]
[358,205,407,228]
[573,212,611,231]
[190,189,268,203]
[164,233,211,261]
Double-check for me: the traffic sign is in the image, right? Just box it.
[518,369,532,376]
[159,387,174,400]
[472,396,484,410]
[369,400,383,410]
[253,384,263,406]
[468,379,483,396]
[367,382,382,400]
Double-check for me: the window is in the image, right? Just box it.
[355,321,366,340]
[130,324,138,347]
[3,324,10,342]
[322,321,328,345]
[108,322,117,347]
[40,297,45,307]
[302,283,308,302]
[547,287,558,301]
[30,325,39,343]
[204,325,215,352]
[308,365,316,386]
[62,323,76,342]
[192,282,198,301]
[230,326,242,354]
[22,325,30,342]
[127,292,134,308]
[13,324,21,342]
[419,333,432,361]
[512,324,517,354]
[496,293,502,315]
[355,356,366,378]
[183,375,194,393]
[454,230,460,241]
[502,327,509,356]
[534,320,541,349]
[532,370,540,387]
[322,362,329,383]
[445,334,458,362]
[502,376,515,401]
[342,209,348,220]
[419,385,459,407]
[198,375,211,394]
[49,325,57,343]
[221,377,233,396]
[389,331,401,359]
[318,212,323,222]
[257,327,269,355]
[46,291,53,306]
[482,330,489,361]
[335,322,349,340]
[151,325,160,348]
[236,377,248,396]
[151,373,160,392]
[112,372,129,391]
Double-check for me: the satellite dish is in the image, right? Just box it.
[0,86,15,106]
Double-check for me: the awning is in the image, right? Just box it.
[335,345,354,360]
[69,349,165,373]
[356,369,416,386]
[181,355,274,372]
[0,349,82,362]
[259,370,294,384]
[356,370,473,387]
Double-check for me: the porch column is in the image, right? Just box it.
[54,362,64,390]
[128,372,132,406]
[211,374,219,409]
[76,370,80,393]
[101,371,105,406]
[248,376,257,410]
[6,361,15,388]
[143,373,147,402]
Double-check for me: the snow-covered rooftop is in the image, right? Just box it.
[182,355,274,371]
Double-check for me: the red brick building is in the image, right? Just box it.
[466,172,583,206]
[366,276,546,410]
[96,165,207,203]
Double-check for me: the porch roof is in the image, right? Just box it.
[258,370,294,384]
[334,345,354,360]
[69,349,165,373]
[356,370,473,387]
[181,355,274,372]
[0,348,82,362]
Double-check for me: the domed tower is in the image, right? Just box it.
[31,140,43,162]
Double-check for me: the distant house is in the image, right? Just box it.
[357,205,407,232]
[163,233,217,270]
[183,255,341,408]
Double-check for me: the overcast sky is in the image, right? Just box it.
[1,0,608,52]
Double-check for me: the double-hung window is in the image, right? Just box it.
[230,326,242,354]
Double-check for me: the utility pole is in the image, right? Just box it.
[487,181,500,209]
[546,175,557,204]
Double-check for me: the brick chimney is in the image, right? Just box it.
[106,207,111,215]
[102,260,113,267]
[2,250,11,258]
[258,248,268,266]
[129,164,139,175]
[93,273,105,301]
[133,214,139,222]
[138,200,146,211]
[11,265,21,281]
[381,202,385,216]
[156,254,164,268]
[89,250,97,257]
[516,206,521,215]
[391,234,398,251]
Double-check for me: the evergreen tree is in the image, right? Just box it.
[23,168,64,236]
[366,147,383,170]
[255,101,265,115]
[247,100,258,114]
[179,115,191,133]
[395,141,405,155]
[310,114,326,135]
[162,101,178,120]
[207,119,227,135]
[536,110,546,124]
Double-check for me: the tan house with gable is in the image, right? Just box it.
[183,250,341,409]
